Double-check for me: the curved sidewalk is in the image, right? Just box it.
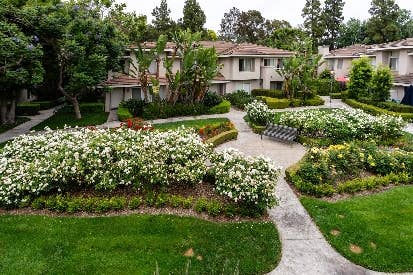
[216,108,410,275]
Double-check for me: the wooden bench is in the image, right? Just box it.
[261,123,298,143]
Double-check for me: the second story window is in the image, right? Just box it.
[239,58,254,72]
[264,58,276,67]
[389,51,399,71]
[328,60,335,71]
[277,58,284,69]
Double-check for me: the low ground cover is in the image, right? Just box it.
[32,103,108,130]
[153,118,229,131]
[302,186,413,272]
[0,117,30,134]
[0,214,281,274]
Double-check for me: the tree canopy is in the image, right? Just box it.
[181,0,206,33]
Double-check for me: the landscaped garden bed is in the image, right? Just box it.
[0,117,30,134]
[0,214,281,274]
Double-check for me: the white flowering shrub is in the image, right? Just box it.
[245,100,275,126]
[212,148,281,209]
[279,108,406,141]
[0,127,211,205]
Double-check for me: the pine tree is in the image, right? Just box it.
[152,0,174,35]
[219,7,241,42]
[322,0,345,50]
[181,0,206,33]
[302,0,324,51]
[366,0,401,43]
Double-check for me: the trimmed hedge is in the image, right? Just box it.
[337,173,411,194]
[260,97,290,109]
[252,89,284,99]
[16,103,41,116]
[377,101,413,113]
[225,90,254,110]
[344,99,413,121]
[315,79,342,96]
[117,106,133,121]
[208,100,231,114]
[206,129,238,147]
[60,102,104,114]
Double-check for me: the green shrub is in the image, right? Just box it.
[225,90,254,109]
[129,197,142,209]
[33,101,56,110]
[206,129,238,147]
[348,57,373,99]
[31,197,46,210]
[371,65,393,102]
[60,103,104,114]
[109,197,127,210]
[261,97,290,109]
[208,100,231,114]
[195,197,209,213]
[377,102,413,113]
[155,193,168,208]
[344,99,413,121]
[331,92,343,99]
[315,78,341,96]
[252,89,284,99]
[302,96,324,106]
[16,103,41,116]
[203,92,223,107]
[206,200,223,216]
[182,196,194,209]
[337,173,411,194]
[117,106,133,121]
[123,99,146,117]
[142,101,210,120]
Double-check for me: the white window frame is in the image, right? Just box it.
[337,59,343,70]
[263,58,276,67]
[239,58,254,72]
[389,52,399,71]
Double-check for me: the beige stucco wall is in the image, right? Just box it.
[260,67,284,89]
[105,87,132,112]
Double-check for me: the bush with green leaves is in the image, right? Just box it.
[225,90,254,109]
[245,100,275,126]
[203,92,223,107]
[348,57,373,99]
[370,65,393,102]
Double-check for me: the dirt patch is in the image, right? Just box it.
[350,244,363,254]
[330,229,341,236]
[184,248,194,257]
[323,184,403,202]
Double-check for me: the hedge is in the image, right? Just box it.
[16,103,41,116]
[117,106,133,121]
[60,102,105,114]
[208,100,231,114]
[32,101,55,110]
[315,79,341,96]
[337,173,411,194]
[260,97,290,109]
[206,129,238,147]
[251,89,284,99]
[344,99,413,121]
[377,101,413,113]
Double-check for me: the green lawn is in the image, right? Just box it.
[32,111,108,131]
[301,186,413,272]
[153,118,230,130]
[0,214,280,274]
[0,117,30,134]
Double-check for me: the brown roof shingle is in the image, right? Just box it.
[102,74,168,87]
[393,73,413,86]
[325,44,374,58]
[373,38,413,50]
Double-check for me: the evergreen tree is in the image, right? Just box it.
[181,0,206,33]
[337,18,367,47]
[366,0,401,43]
[302,0,324,51]
[322,0,345,50]
[219,7,240,42]
[151,0,175,36]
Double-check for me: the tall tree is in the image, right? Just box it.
[302,0,324,50]
[0,20,43,125]
[397,9,413,39]
[151,0,175,37]
[236,10,266,43]
[337,18,367,47]
[322,0,345,49]
[366,0,401,43]
[181,0,206,33]
[219,7,240,42]
[265,27,308,51]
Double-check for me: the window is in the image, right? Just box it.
[276,58,284,69]
[370,58,376,67]
[239,58,254,72]
[237,82,251,93]
[389,51,399,71]
[270,81,283,90]
[328,60,335,70]
[337,59,343,70]
[264,58,276,67]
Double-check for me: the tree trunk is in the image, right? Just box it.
[58,64,82,119]
[0,98,7,125]
[6,98,16,124]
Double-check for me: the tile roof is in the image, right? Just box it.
[213,72,227,81]
[393,73,413,86]
[128,40,292,57]
[372,38,413,50]
[102,74,167,87]
[325,44,374,58]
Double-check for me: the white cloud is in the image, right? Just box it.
[119,0,413,31]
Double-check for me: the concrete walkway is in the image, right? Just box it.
[0,108,56,143]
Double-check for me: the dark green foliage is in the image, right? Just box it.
[322,0,345,49]
[377,102,413,113]
[225,90,254,109]
[151,0,176,37]
[33,100,59,110]
[59,103,104,114]
[315,78,342,96]
[348,57,373,99]
[366,0,402,43]
[252,89,284,99]
[343,99,413,121]
[206,129,238,147]
[153,118,230,131]
[337,18,368,48]
[0,117,30,134]
[202,92,223,107]
[123,99,146,117]
[117,105,133,121]
[302,0,324,49]
[302,186,413,272]
[181,0,206,32]
[16,103,40,116]
[370,66,393,102]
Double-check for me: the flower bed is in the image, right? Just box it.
[279,108,406,142]
[0,128,279,214]
[245,100,275,126]
[287,142,413,196]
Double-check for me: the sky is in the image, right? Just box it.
[118,0,413,32]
